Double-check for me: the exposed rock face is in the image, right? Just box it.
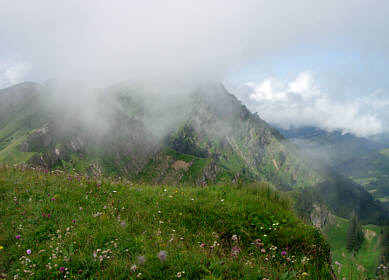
[29,147,65,169]
[107,117,160,177]
[19,125,52,152]
[164,84,319,187]
[67,137,85,152]
[87,161,103,177]
[310,203,335,230]
[172,160,191,171]
[19,112,160,177]
[196,161,219,186]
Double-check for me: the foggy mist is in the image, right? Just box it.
[1,0,389,136]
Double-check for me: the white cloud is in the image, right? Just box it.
[0,61,31,89]
[0,0,389,86]
[239,71,386,137]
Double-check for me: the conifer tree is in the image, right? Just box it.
[346,212,364,255]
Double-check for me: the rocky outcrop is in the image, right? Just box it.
[19,125,53,152]
[196,161,219,186]
[310,203,335,230]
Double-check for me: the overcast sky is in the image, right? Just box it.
[1,0,389,136]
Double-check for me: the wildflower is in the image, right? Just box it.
[177,271,182,278]
[0,246,3,250]
[26,249,31,254]
[72,220,76,223]
[136,273,142,278]
[220,199,224,202]
[254,239,264,248]
[231,246,241,257]
[137,256,146,265]
[231,234,238,241]
[261,248,266,254]
[51,197,56,201]
[59,267,65,273]
[200,243,206,248]
[157,250,168,262]
[120,221,127,228]
[130,264,137,272]
[302,272,309,277]
[281,251,287,256]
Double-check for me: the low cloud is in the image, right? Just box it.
[0,61,31,88]
[238,71,388,137]
[1,0,389,87]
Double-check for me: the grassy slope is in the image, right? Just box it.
[0,167,332,280]
[0,135,35,164]
[0,102,46,164]
[325,216,382,279]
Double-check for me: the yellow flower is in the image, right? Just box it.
[0,246,3,250]
[302,272,309,277]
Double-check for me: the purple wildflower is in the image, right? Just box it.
[254,239,264,248]
[26,249,31,255]
[157,250,168,262]
[59,267,65,273]
[281,251,287,256]
[231,246,241,257]
[137,256,146,265]
[15,235,21,240]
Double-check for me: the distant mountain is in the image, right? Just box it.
[0,81,388,224]
[279,126,389,206]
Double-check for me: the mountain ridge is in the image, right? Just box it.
[0,81,388,224]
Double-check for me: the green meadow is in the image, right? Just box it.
[0,166,332,279]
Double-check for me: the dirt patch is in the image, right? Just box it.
[172,160,191,172]
[364,229,376,241]
[357,265,365,272]
[272,159,279,170]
